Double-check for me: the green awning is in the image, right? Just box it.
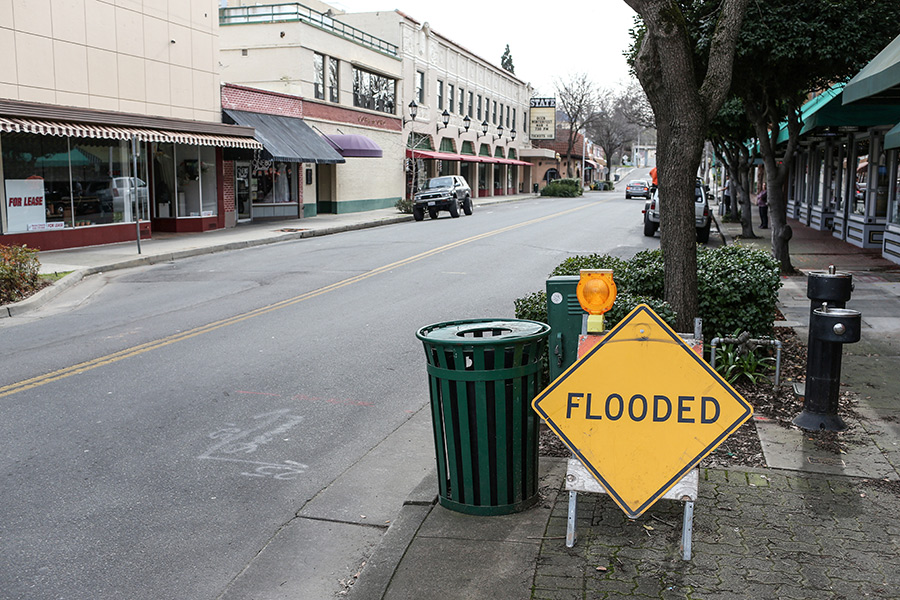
[885,122,900,149]
[843,34,900,105]
[776,83,900,145]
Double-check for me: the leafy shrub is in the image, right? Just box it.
[617,249,665,299]
[696,245,781,339]
[0,244,41,304]
[541,178,583,197]
[513,290,547,323]
[395,196,414,214]
[550,253,627,278]
[514,244,780,342]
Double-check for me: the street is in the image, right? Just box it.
[1,189,657,599]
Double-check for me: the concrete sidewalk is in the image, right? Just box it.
[354,201,900,600]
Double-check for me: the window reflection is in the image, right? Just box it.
[2,132,148,232]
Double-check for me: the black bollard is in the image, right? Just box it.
[793,304,861,431]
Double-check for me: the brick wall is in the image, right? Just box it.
[221,84,303,117]
[222,161,235,212]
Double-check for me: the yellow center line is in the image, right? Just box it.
[0,201,598,398]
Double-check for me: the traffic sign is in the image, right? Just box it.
[532,304,753,518]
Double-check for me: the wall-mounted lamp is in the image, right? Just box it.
[510,129,517,142]
[436,109,450,132]
[403,100,418,126]
[477,120,491,140]
[462,115,471,133]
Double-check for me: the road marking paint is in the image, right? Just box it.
[0,203,597,398]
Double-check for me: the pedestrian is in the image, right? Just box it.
[723,177,732,216]
[649,166,658,194]
[757,186,768,229]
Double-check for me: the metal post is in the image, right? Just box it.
[131,136,141,254]
[681,501,694,560]
[566,490,577,548]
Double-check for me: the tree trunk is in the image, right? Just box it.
[746,99,799,274]
[657,121,704,332]
[737,148,756,238]
[626,0,749,333]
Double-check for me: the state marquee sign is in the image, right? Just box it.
[529,97,556,140]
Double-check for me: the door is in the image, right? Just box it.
[235,162,251,221]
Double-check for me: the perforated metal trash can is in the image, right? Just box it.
[416,319,550,515]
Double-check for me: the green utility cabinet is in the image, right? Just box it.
[417,319,550,515]
[546,276,587,381]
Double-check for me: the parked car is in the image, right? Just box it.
[413,175,472,220]
[625,179,651,199]
[97,177,149,216]
[642,179,712,243]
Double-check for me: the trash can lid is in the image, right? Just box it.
[416,318,550,345]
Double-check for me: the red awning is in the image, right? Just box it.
[406,149,464,160]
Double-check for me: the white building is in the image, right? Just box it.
[339,9,535,198]
[218,0,404,216]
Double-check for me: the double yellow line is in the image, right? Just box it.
[0,203,593,398]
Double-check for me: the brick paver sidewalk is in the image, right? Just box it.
[534,467,900,599]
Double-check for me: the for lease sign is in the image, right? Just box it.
[6,179,47,233]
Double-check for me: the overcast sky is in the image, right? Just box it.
[330,0,639,97]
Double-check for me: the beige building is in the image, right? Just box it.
[219,0,404,215]
[339,9,535,199]
[0,0,260,249]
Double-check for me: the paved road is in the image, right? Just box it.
[0,191,658,599]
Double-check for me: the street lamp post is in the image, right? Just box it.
[406,100,418,201]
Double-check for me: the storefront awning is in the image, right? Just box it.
[775,84,900,145]
[224,109,344,164]
[406,149,464,161]
[843,34,900,105]
[0,98,263,149]
[885,122,900,149]
[0,116,262,148]
[323,134,383,158]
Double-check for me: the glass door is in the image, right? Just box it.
[235,162,251,221]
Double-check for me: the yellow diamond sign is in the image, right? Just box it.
[532,304,753,518]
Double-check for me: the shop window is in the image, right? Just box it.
[249,160,296,205]
[1,131,146,232]
[328,57,339,103]
[314,53,325,100]
[352,67,396,114]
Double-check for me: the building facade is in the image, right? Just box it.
[218,1,403,216]
[0,0,260,250]
[338,9,535,199]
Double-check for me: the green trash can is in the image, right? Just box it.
[416,318,550,515]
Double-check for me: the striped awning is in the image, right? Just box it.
[0,117,262,149]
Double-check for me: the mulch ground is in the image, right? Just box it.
[538,321,863,468]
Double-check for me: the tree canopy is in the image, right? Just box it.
[729,0,900,272]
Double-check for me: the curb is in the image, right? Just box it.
[344,472,438,599]
[0,214,414,318]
